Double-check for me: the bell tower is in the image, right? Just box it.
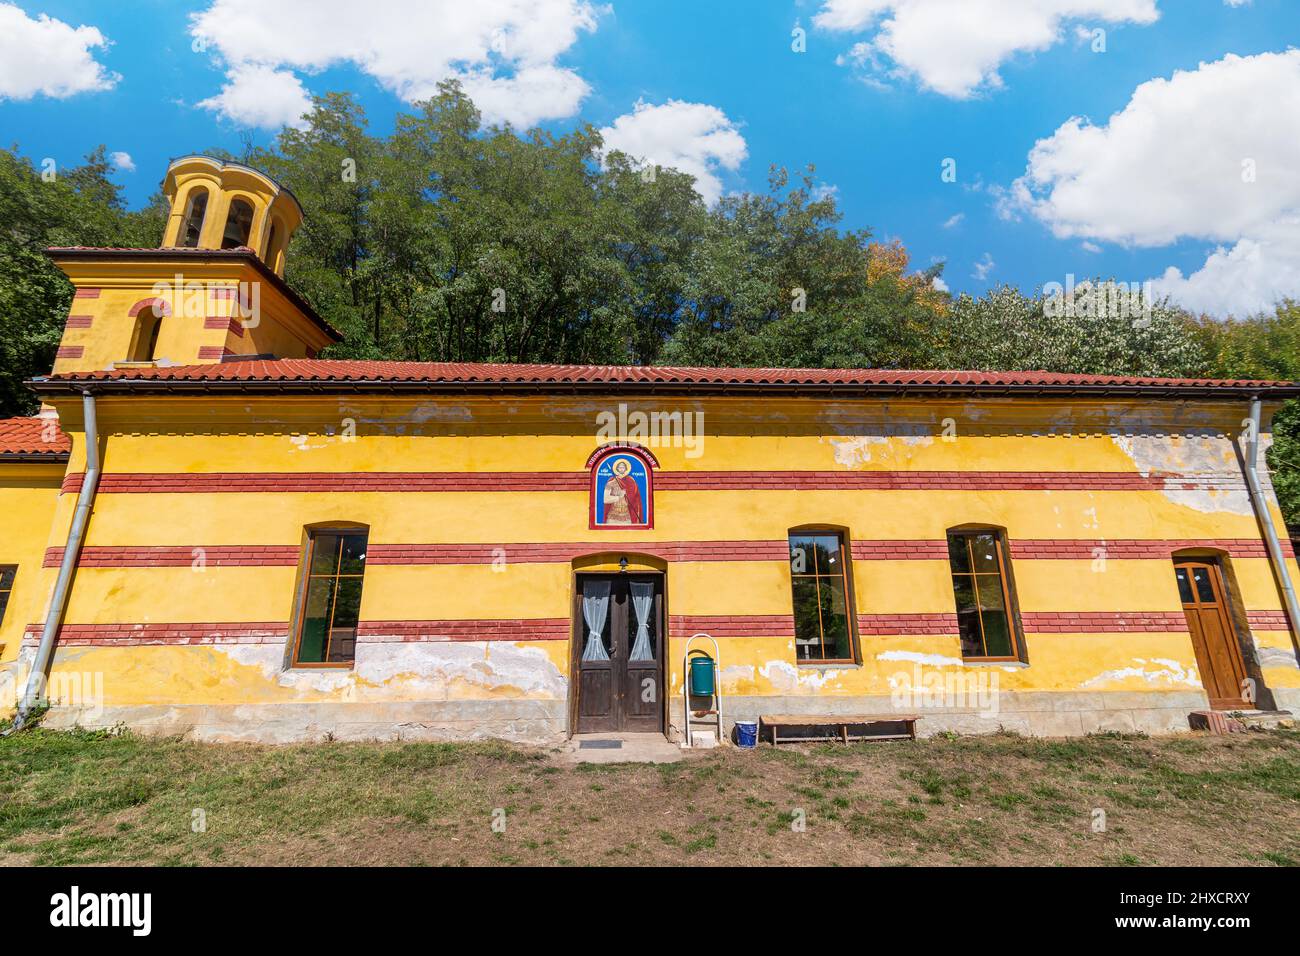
[45,155,339,377]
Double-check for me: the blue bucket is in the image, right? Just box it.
[735,719,758,749]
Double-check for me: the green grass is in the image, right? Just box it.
[0,726,1296,866]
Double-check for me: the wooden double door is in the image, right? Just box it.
[573,573,665,734]
[1174,558,1252,710]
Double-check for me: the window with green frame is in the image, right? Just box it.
[947,529,1022,661]
[293,530,367,666]
[0,566,15,629]
[788,531,857,663]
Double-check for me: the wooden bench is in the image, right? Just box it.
[760,714,919,745]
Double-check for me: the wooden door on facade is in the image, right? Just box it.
[1173,559,1252,710]
[573,573,665,734]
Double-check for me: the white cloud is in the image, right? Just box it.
[1003,50,1300,316]
[814,0,1159,98]
[973,252,995,280]
[189,0,600,129]
[599,100,748,205]
[931,275,949,292]
[110,151,135,172]
[0,3,117,100]
[197,63,312,130]
[942,212,964,229]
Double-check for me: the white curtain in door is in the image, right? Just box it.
[581,579,612,662]
[629,580,654,661]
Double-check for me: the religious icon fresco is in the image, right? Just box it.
[590,449,653,529]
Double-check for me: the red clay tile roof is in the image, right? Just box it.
[28,359,1300,399]
[0,417,70,459]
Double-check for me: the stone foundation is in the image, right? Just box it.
[670,690,1213,742]
[40,699,569,745]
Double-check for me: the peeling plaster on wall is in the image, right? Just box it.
[1110,432,1252,514]
[827,432,934,468]
[356,642,566,699]
[720,664,756,686]
[1256,645,1300,669]
[215,642,567,700]
[288,434,330,452]
[877,649,967,668]
[220,645,355,693]
[759,660,843,692]
[1079,657,1201,690]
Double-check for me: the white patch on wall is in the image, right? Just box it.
[357,642,566,698]
[827,431,933,468]
[1256,644,1300,669]
[1079,657,1201,689]
[1110,432,1252,515]
[876,649,967,668]
[759,660,842,692]
[719,664,756,688]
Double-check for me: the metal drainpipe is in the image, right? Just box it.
[12,389,101,729]
[1244,396,1300,651]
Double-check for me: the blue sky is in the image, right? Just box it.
[2,0,1298,317]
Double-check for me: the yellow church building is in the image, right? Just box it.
[1,155,1299,743]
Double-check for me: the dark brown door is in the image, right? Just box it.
[1174,559,1251,709]
[574,573,665,734]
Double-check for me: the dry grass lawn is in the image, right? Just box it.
[1,726,1297,866]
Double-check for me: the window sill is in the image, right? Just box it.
[797,661,861,670]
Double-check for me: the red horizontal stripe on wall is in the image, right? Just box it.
[1021,611,1189,633]
[60,470,1248,495]
[857,613,958,635]
[355,619,569,642]
[669,614,795,638]
[1246,610,1291,629]
[72,288,100,299]
[55,346,84,359]
[197,346,231,360]
[851,540,949,560]
[43,545,301,568]
[1009,538,1289,559]
[23,622,288,646]
[49,537,1285,569]
[65,315,94,328]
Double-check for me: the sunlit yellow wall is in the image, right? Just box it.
[21,392,1300,724]
[49,257,333,374]
[0,462,66,663]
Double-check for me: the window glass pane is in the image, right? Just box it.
[297,576,335,663]
[310,534,341,574]
[969,533,1000,570]
[818,577,851,660]
[332,577,363,630]
[789,535,818,574]
[947,535,971,574]
[338,534,368,575]
[1174,567,1195,603]
[0,566,15,589]
[951,575,976,614]
[975,574,1006,613]
[0,590,9,626]
[956,609,983,657]
[1191,566,1216,603]
[792,576,821,656]
[327,628,356,664]
[810,535,841,574]
[980,609,1013,657]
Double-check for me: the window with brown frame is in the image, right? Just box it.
[0,566,15,628]
[947,529,1022,661]
[788,531,857,663]
[292,530,367,666]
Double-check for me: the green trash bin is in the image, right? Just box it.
[688,655,715,696]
